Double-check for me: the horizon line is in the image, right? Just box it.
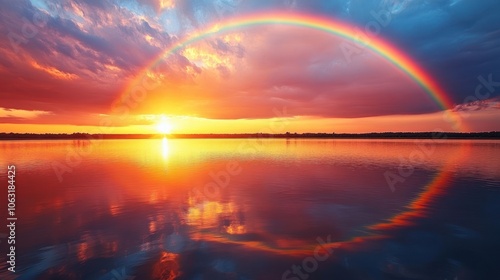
[1,131,499,140]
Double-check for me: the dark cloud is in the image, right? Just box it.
[244,0,500,105]
[361,0,500,104]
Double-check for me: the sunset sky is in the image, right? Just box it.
[1,0,499,134]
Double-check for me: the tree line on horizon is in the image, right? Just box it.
[1,131,499,140]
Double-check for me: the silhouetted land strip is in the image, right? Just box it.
[1,131,499,140]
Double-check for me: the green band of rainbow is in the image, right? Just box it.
[118,12,462,129]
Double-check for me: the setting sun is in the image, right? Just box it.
[156,116,173,134]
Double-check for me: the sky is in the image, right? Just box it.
[0,0,499,134]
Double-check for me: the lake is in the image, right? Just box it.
[0,138,499,279]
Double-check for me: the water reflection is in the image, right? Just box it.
[162,137,169,161]
[0,139,499,279]
[151,251,181,280]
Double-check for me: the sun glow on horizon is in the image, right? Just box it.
[156,116,174,134]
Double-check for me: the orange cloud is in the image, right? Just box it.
[0,107,52,119]
[31,60,78,80]
[160,0,175,10]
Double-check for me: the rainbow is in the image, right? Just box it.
[115,13,469,254]
[118,12,462,128]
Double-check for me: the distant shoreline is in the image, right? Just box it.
[1,132,499,140]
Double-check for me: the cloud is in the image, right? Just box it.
[0,0,498,132]
[0,0,176,117]
[452,97,500,112]
[0,107,52,119]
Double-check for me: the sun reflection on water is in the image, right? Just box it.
[162,137,170,160]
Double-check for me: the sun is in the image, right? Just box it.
[156,116,173,134]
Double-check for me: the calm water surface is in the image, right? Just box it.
[0,139,499,279]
